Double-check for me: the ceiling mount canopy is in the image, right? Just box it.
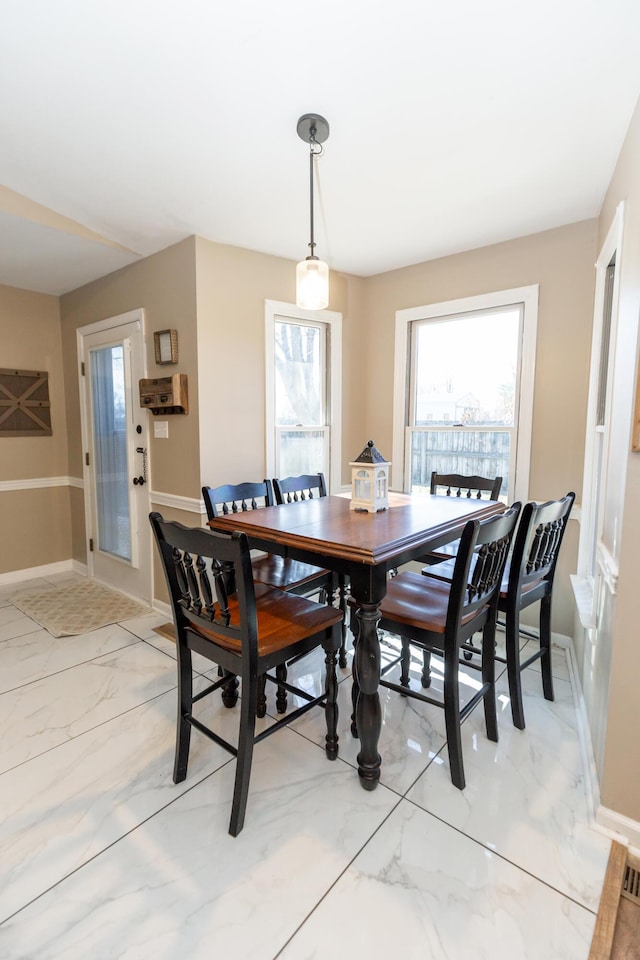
[296,113,330,311]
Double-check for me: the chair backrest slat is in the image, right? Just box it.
[150,512,256,651]
[430,471,502,501]
[447,504,520,633]
[273,473,327,505]
[508,493,575,594]
[202,481,274,521]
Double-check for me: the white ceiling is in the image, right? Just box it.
[1,0,639,296]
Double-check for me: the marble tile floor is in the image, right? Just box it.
[0,573,612,959]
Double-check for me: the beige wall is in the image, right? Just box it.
[59,238,200,566]
[0,284,73,574]
[0,285,67,478]
[594,95,640,821]
[194,236,366,490]
[361,220,598,635]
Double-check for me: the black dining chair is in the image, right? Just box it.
[203,481,331,599]
[202,480,335,716]
[430,471,503,501]
[411,470,503,686]
[273,472,350,669]
[355,505,519,789]
[423,492,575,730]
[421,471,503,565]
[272,472,328,503]
[497,492,575,729]
[150,512,342,837]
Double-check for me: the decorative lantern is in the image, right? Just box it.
[350,440,391,512]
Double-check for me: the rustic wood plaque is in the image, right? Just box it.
[0,368,52,436]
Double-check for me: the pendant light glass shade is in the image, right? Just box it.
[296,256,329,310]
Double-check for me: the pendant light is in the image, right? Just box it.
[296,113,329,310]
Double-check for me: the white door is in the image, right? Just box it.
[78,310,152,604]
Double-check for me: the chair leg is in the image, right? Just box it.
[421,649,432,688]
[256,674,267,719]
[506,607,526,730]
[338,575,348,668]
[400,639,411,689]
[324,634,339,760]
[229,671,258,837]
[540,595,555,702]
[482,621,498,743]
[443,643,465,790]
[173,643,193,784]
[275,663,288,714]
[221,670,239,708]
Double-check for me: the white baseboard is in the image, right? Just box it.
[0,558,87,585]
[151,598,172,620]
[595,805,640,850]
[564,636,602,826]
[564,635,640,849]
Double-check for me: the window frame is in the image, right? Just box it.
[574,203,624,625]
[392,286,539,504]
[265,299,342,493]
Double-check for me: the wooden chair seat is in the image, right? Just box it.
[421,558,544,598]
[350,573,479,634]
[251,553,329,592]
[197,584,343,657]
[500,564,544,600]
[150,512,342,837]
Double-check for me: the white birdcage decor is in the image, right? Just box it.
[350,440,391,512]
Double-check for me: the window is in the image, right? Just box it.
[265,300,342,491]
[574,203,624,625]
[392,286,538,504]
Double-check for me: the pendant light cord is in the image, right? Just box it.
[308,145,316,257]
[309,138,329,265]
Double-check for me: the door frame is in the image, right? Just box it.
[77,308,152,603]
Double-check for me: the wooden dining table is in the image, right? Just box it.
[208,491,504,790]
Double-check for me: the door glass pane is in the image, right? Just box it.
[90,345,131,561]
[275,321,322,425]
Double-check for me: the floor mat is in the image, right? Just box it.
[11,580,150,637]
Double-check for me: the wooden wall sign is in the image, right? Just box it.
[0,368,52,436]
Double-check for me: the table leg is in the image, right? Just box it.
[353,601,382,790]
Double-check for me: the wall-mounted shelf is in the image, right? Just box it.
[139,374,188,415]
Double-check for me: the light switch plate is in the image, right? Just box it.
[153,420,169,439]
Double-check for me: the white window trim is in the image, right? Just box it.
[574,202,624,623]
[265,299,342,494]
[392,285,539,503]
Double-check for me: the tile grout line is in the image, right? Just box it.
[0,682,178,778]
[0,757,236,928]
